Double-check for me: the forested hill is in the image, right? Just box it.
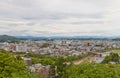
[0,35,20,42]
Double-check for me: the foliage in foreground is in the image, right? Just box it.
[62,63,120,78]
[0,51,39,78]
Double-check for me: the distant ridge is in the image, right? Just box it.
[15,35,120,40]
[0,35,120,41]
[0,35,19,42]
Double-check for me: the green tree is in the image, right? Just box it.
[49,57,67,78]
[102,53,119,63]
[32,57,55,65]
[0,51,39,78]
[63,63,120,78]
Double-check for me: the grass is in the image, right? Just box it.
[110,50,120,54]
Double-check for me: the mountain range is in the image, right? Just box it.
[16,35,120,40]
[0,35,120,42]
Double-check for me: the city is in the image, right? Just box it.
[1,40,120,56]
[1,38,120,78]
[0,0,120,78]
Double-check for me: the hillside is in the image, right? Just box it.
[0,35,20,42]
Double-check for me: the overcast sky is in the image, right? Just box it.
[0,0,120,36]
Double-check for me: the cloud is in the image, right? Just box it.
[0,0,120,36]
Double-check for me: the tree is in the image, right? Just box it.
[0,51,39,78]
[62,63,120,78]
[102,53,119,63]
[49,57,67,78]
[32,57,55,65]
[110,53,119,62]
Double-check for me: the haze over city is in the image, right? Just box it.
[0,0,120,36]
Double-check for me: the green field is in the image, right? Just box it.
[111,50,120,54]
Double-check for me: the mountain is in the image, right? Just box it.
[15,36,120,40]
[1,35,120,41]
[0,35,20,42]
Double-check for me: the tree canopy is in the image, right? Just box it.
[102,53,120,63]
[62,63,120,78]
[0,51,39,78]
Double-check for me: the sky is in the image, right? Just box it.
[0,0,120,36]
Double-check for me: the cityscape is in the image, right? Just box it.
[1,37,120,78]
[1,0,120,78]
[1,39,120,56]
